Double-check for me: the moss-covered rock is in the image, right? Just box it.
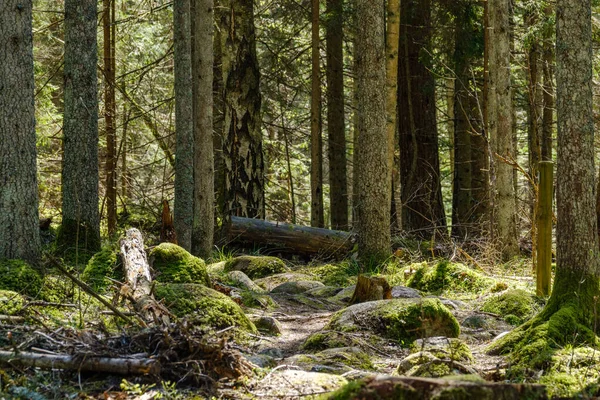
[397,351,440,374]
[224,256,288,279]
[410,337,473,363]
[482,289,540,325]
[271,280,325,294]
[0,290,25,315]
[154,283,256,333]
[304,331,360,351]
[149,243,210,286]
[328,298,460,345]
[0,259,42,296]
[254,370,348,398]
[81,247,120,292]
[286,347,373,374]
[407,261,493,295]
[227,270,265,292]
[301,262,358,287]
[252,316,283,335]
[307,286,344,298]
[328,285,356,304]
[255,272,315,291]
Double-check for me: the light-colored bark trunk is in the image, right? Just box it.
[173,0,194,251]
[60,0,101,253]
[192,0,215,258]
[0,0,41,265]
[356,0,390,262]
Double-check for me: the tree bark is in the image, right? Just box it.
[59,0,101,254]
[398,0,447,240]
[192,0,215,258]
[326,0,348,231]
[221,0,265,220]
[0,0,41,265]
[488,0,518,260]
[310,0,324,228]
[356,0,390,263]
[541,4,554,162]
[173,0,194,251]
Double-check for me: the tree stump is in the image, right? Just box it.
[160,200,177,244]
[120,228,170,325]
[349,275,392,304]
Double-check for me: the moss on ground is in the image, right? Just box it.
[407,260,493,295]
[81,246,122,292]
[150,243,210,286]
[328,298,460,345]
[0,259,42,296]
[224,256,288,279]
[303,331,359,351]
[300,262,358,287]
[410,338,473,362]
[482,289,540,325]
[0,290,25,315]
[54,219,101,264]
[154,283,256,333]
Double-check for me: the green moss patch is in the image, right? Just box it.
[407,260,493,295]
[410,337,473,362]
[224,256,288,279]
[482,289,540,325]
[150,243,210,286]
[328,298,459,345]
[154,283,256,333]
[81,247,121,292]
[300,262,358,287]
[0,259,42,297]
[0,290,25,315]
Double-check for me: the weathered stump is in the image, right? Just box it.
[350,275,392,304]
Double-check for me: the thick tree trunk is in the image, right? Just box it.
[192,0,215,258]
[221,0,264,220]
[489,0,518,260]
[398,0,447,241]
[173,0,194,252]
[59,0,101,254]
[227,216,355,258]
[356,0,390,263]
[0,0,41,265]
[310,0,324,228]
[103,0,117,237]
[326,0,348,231]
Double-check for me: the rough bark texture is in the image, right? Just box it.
[310,0,324,228]
[326,0,348,231]
[489,0,518,260]
[0,0,41,265]
[192,0,215,258]
[398,0,447,240]
[103,0,117,236]
[59,0,101,253]
[386,0,401,232]
[173,0,194,251]
[356,0,390,263]
[221,0,264,220]
[350,275,392,305]
[552,0,599,311]
[541,4,554,162]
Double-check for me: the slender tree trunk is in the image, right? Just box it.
[173,0,194,252]
[0,0,41,265]
[192,0,214,258]
[386,0,401,233]
[103,0,117,237]
[398,0,447,240]
[310,0,324,228]
[356,0,390,263]
[213,1,225,236]
[326,0,347,231]
[541,4,554,162]
[488,0,518,260]
[59,0,101,254]
[221,0,264,220]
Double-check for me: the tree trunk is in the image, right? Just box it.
[398,0,447,241]
[0,0,41,265]
[103,0,117,237]
[221,0,264,220]
[488,0,518,260]
[326,0,348,231]
[310,0,324,228]
[173,0,194,252]
[356,0,390,263]
[192,0,215,258]
[386,0,401,232]
[59,0,101,254]
[541,4,554,162]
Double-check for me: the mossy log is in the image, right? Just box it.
[349,275,392,304]
[0,350,159,375]
[227,216,356,259]
[120,228,170,325]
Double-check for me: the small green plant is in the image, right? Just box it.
[120,379,155,395]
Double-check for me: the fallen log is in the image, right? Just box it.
[120,228,171,326]
[226,216,356,259]
[0,350,159,375]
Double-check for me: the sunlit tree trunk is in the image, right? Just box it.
[59,0,101,254]
[103,0,117,236]
[0,0,41,265]
[310,0,324,228]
